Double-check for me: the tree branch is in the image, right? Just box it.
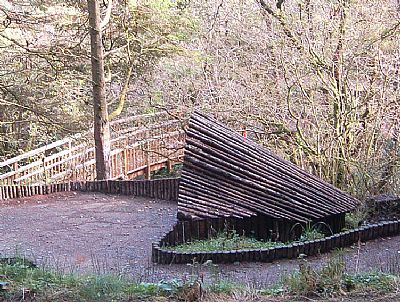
[108,64,134,120]
[100,0,113,29]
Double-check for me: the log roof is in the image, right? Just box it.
[177,111,360,222]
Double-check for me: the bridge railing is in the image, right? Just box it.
[0,111,187,185]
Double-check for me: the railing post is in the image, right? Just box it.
[145,141,151,180]
[167,158,173,173]
[13,162,18,184]
[122,148,128,178]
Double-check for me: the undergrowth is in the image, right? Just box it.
[297,223,327,242]
[0,257,187,301]
[275,252,400,298]
[167,225,327,253]
[1,255,398,301]
[165,230,284,252]
[152,163,182,179]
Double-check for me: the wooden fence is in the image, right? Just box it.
[0,179,180,201]
[0,111,186,185]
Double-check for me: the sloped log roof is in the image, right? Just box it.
[177,112,360,222]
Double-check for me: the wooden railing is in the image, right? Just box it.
[0,111,187,185]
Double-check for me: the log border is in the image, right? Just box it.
[0,178,180,202]
[152,219,400,264]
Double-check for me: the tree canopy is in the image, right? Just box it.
[0,0,399,197]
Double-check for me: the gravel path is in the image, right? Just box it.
[0,192,399,287]
[0,192,177,276]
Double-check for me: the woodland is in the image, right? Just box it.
[1,0,400,198]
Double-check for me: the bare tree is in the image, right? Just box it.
[149,0,400,197]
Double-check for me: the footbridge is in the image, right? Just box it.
[0,111,187,185]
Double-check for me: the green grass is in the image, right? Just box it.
[0,257,181,301]
[277,253,400,298]
[345,207,367,229]
[166,225,327,253]
[292,222,328,242]
[299,227,325,242]
[165,230,284,252]
[0,256,399,301]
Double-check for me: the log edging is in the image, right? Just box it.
[73,179,180,201]
[0,183,73,200]
[0,178,180,201]
[152,219,400,264]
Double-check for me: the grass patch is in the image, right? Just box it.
[345,207,367,229]
[276,252,400,298]
[344,271,398,294]
[206,279,244,293]
[166,225,327,253]
[298,227,325,242]
[0,256,399,301]
[0,257,183,301]
[166,230,284,252]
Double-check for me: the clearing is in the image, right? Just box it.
[0,192,399,287]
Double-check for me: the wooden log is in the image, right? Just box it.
[179,185,253,217]
[3,186,8,199]
[138,181,145,196]
[17,186,22,198]
[4,186,9,199]
[197,112,355,204]
[186,135,349,215]
[131,180,136,196]
[189,118,348,205]
[178,112,359,222]
[158,179,162,200]
[128,181,133,195]
[158,179,163,200]
[2,186,8,200]
[184,147,348,218]
[165,179,170,200]
[178,169,290,218]
[10,186,16,199]
[181,164,307,221]
[180,174,262,216]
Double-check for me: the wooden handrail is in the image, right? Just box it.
[0,143,90,181]
[0,136,77,168]
[12,147,94,183]
[0,112,186,184]
[109,109,182,126]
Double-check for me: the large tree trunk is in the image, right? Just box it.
[88,0,111,180]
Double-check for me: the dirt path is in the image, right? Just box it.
[0,192,399,287]
[0,192,177,276]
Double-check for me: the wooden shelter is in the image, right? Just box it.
[177,112,360,241]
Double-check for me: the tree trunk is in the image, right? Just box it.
[88,0,111,180]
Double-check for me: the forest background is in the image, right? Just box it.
[1,0,399,199]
